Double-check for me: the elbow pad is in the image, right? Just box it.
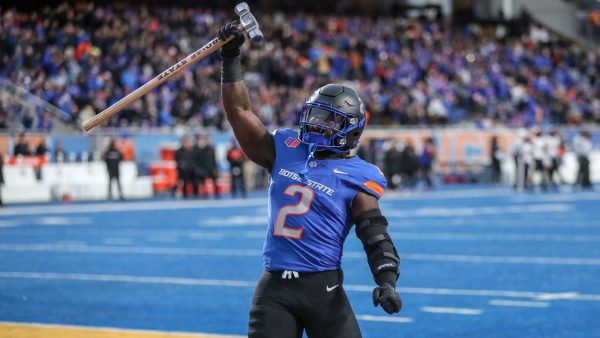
[354,209,400,286]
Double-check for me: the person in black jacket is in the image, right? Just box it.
[34,137,48,181]
[175,135,197,198]
[490,136,502,184]
[383,141,403,190]
[194,134,220,199]
[0,153,4,207]
[226,138,247,198]
[103,139,124,200]
[13,132,31,156]
[401,142,419,190]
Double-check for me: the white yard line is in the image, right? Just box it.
[535,292,580,301]
[388,232,600,242]
[0,243,262,256]
[489,299,549,308]
[0,198,267,216]
[0,271,257,287]
[1,188,597,217]
[3,243,600,266]
[388,218,600,228]
[200,216,267,227]
[397,253,600,266]
[420,306,482,315]
[355,315,413,323]
[384,204,572,218]
[35,217,93,225]
[1,271,599,302]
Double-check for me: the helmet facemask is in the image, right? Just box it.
[299,100,365,154]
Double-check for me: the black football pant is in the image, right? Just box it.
[248,269,361,338]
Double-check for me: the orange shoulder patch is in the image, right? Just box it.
[363,180,384,197]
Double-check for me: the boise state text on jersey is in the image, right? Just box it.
[263,128,387,272]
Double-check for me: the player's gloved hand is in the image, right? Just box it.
[218,20,245,58]
[373,283,402,314]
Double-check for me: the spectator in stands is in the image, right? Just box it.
[419,137,436,190]
[13,133,30,156]
[175,135,196,198]
[226,138,247,198]
[103,139,124,200]
[37,112,53,132]
[193,134,220,199]
[2,3,598,132]
[573,129,593,190]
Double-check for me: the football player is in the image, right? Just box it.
[219,22,402,338]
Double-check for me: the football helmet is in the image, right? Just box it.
[299,84,366,154]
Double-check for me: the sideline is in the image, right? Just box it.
[0,322,245,338]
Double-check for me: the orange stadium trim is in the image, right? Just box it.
[363,181,384,197]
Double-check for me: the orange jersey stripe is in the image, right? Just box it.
[363,180,384,197]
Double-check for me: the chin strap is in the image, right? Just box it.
[298,142,316,184]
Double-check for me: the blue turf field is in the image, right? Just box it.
[1,186,599,338]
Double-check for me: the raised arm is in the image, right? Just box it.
[219,22,275,172]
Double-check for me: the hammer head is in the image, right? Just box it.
[235,2,263,43]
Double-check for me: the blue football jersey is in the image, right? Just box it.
[263,128,387,272]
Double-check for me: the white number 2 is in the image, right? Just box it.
[273,185,314,240]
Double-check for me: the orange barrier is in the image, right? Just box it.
[148,157,231,195]
[149,161,178,192]
[7,155,47,167]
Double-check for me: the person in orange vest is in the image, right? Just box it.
[119,134,136,161]
[226,138,247,198]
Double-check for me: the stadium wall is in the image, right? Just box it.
[4,128,599,174]
[1,127,598,203]
[1,161,152,203]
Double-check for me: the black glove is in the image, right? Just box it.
[373,283,402,314]
[218,21,245,58]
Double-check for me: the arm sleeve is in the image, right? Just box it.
[354,208,400,288]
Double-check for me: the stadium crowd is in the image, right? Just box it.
[1,2,600,132]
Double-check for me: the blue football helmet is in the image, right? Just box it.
[299,84,366,154]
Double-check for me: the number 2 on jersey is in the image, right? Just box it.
[273,185,314,240]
